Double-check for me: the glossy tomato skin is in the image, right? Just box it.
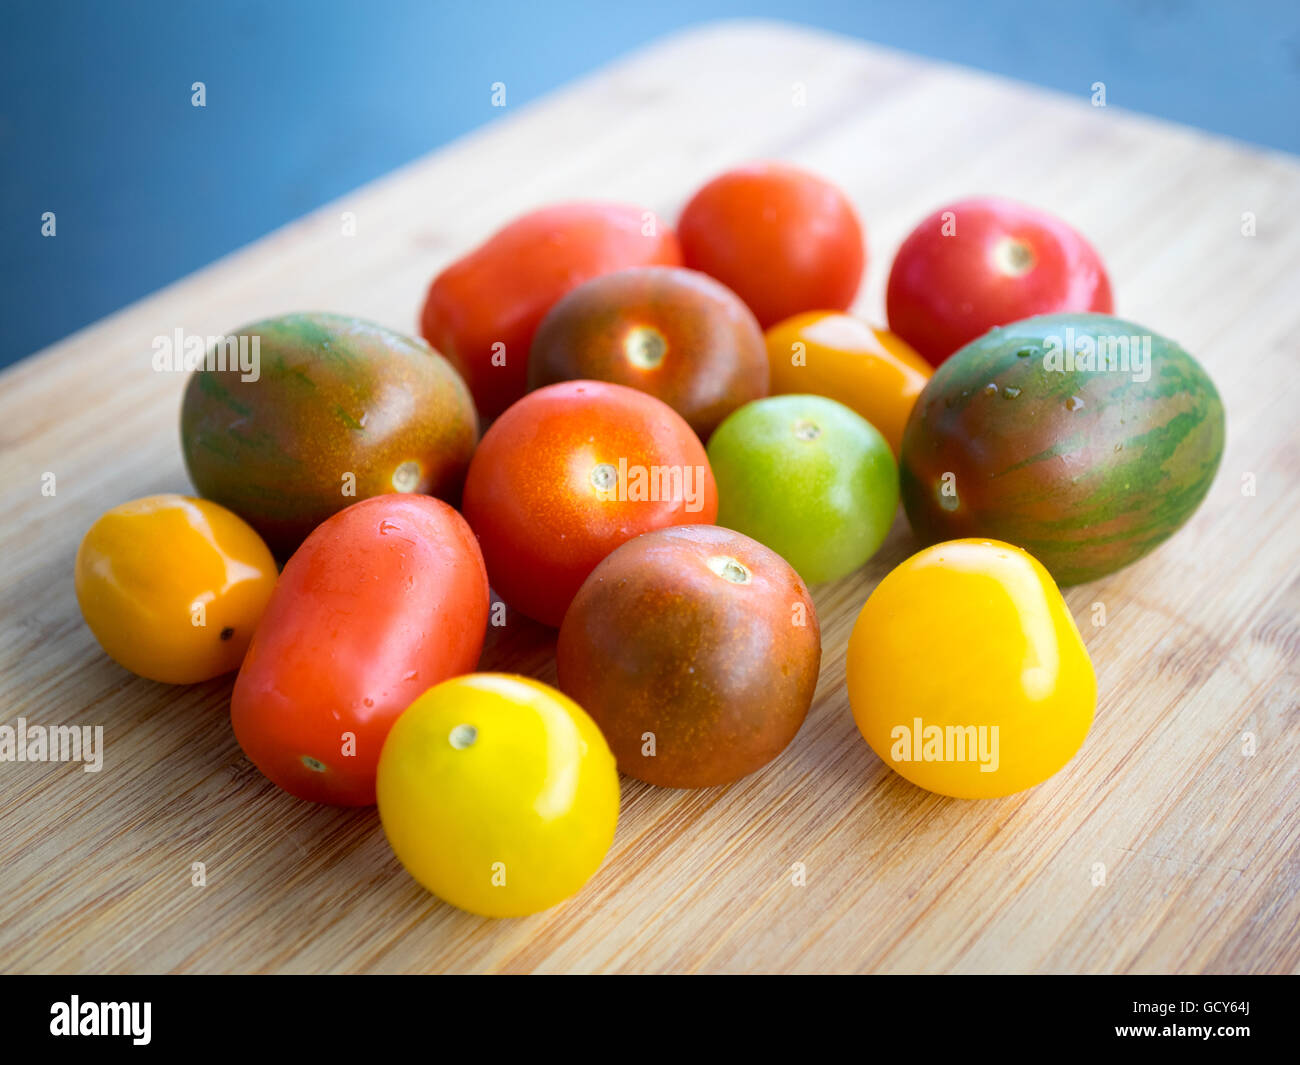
[231,495,489,806]
[557,525,820,788]
[677,162,864,328]
[376,673,619,918]
[462,381,718,627]
[420,203,682,421]
[528,266,768,439]
[74,495,277,684]
[847,539,1095,798]
[708,395,898,584]
[885,197,1113,367]
[181,312,478,558]
[764,311,931,458]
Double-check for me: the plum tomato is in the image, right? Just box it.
[764,311,931,457]
[420,202,682,421]
[527,266,768,439]
[847,539,1096,798]
[707,395,898,584]
[886,197,1113,367]
[74,494,277,684]
[230,494,489,806]
[557,525,820,788]
[376,673,619,917]
[677,162,864,328]
[461,380,718,627]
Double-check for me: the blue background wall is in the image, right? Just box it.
[2,0,1297,367]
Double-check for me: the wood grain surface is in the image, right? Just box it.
[1,20,1297,974]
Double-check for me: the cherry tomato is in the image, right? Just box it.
[461,380,718,627]
[376,673,619,917]
[231,495,489,806]
[707,395,898,584]
[528,266,768,438]
[74,495,277,684]
[847,539,1096,798]
[677,162,864,328]
[557,525,820,788]
[764,311,931,458]
[420,202,682,421]
[180,312,478,559]
[886,197,1113,367]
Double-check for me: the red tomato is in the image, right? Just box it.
[886,197,1113,367]
[420,202,682,421]
[231,495,489,806]
[677,162,864,328]
[461,380,718,627]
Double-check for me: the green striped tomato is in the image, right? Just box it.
[899,313,1225,585]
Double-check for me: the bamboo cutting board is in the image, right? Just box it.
[2,20,1297,975]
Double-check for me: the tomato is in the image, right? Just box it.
[557,525,820,788]
[181,312,477,559]
[846,539,1096,798]
[461,380,718,627]
[707,395,898,584]
[677,162,864,328]
[886,197,1113,367]
[528,266,768,439]
[376,673,619,917]
[74,495,277,684]
[420,202,682,421]
[231,495,489,806]
[764,311,931,458]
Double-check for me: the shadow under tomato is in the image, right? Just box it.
[475,592,560,685]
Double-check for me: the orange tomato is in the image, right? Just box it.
[764,311,931,457]
[74,494,277,684]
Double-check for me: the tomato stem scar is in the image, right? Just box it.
[707,555,752,584]
[993,237,1035,277]
[392,460,421,492]
[449,724,478,750]
[624,326,667,369]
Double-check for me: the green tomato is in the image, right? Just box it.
[707,395,898,583]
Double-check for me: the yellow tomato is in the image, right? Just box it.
[75,494,277,684]
[376,673,619,918]
[764,311,931,457]
[846,539,1095,798]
